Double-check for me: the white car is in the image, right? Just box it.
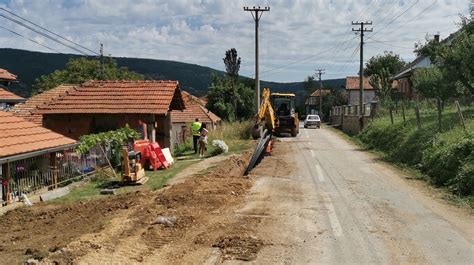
[304,115,321,129]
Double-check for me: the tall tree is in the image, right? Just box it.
[364,51,406,77]
[33,57,143,94]
[223,48,241,78]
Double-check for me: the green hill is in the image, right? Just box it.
[0,48,345,99]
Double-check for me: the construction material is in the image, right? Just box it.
[244,130,271,175]
[121,148,146,183]
[100,188,116,195]
[152,216,177,227]
[39,187,70,202]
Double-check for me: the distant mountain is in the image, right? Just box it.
[0,48,345,100]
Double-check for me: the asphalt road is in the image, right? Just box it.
[235,126,474,264]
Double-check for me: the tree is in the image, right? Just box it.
[223,48,241,78]
[415,16,473,96]
[33,57,144,94]
[303,75,317,98]
[370,68,396,123]
[206,75,254,121]
[413,68,456,131]
[364,51,406,77]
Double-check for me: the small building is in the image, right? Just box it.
[392,33,455,100]
[0,68,24,110]
[0,68,17,87]
[0,111,77,205]
[345,76,375,105]
[170,91,221,146]
[35,80,185,150]
[305,89,331,115]
[11,84,74,124]
[0,87,24,110]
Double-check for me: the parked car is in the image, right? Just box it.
[304,114,321,128]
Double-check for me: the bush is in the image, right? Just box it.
[422,134,473,187]
[450,159,474,196]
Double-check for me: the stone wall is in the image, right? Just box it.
[331,103,376,135]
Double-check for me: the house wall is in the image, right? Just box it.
[348,90,375,105]
[43,114,173,149]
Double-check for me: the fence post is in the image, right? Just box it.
[455,100,467,131]
[415,101,421,129]
[2,163,10,205]
[401,101,406,127]
[50,152,58,189]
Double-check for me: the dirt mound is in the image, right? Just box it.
[213,235,264,261]
[0,190,149,264]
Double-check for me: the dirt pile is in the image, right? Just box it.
[0,151,260,264]
[213,235,264,261]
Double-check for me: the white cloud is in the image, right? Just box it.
[0,0,470,82]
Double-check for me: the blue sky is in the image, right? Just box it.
[0,0,471,82]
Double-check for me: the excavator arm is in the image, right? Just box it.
[252,88,276,139]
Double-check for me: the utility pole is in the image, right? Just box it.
[315,69,325,117]
[244,5,270,112]
[99,43,104,80]
[352,21,372,118]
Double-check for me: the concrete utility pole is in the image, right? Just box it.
[315,69,325,117]
[352,21,372,117]
[99,43,104,80]
[244,6,270,112]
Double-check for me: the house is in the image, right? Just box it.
[11,84,74,124]
[305,89,331,115]
[391,33,455,99]
[0,68,17,87]
[170,91,221,146]
[0,87,24,110]
[345,76,375,105]
[0,111,77,205]
[35,80,185,150]
[0,68,24,110]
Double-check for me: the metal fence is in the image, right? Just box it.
[1,145,111,206]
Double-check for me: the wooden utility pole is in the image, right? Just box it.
[315,69,325,117]
[352,21,372,117]
[99,43,104,80]
[244,6,270,112]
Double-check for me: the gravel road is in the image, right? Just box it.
[236,126,474,264]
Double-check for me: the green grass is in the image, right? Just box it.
[51,121,254,204]
[353,104,474,207]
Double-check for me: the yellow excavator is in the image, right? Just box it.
[251,88,299,139]
[245,88,299,175]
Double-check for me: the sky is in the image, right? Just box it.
[0,0,471,83]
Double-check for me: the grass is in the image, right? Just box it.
[52,121,254,204]
[351,103,474,207]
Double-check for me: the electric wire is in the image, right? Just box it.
[0,25,64,54]
[0,7,98,55]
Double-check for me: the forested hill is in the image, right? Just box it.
[0,48,345,98]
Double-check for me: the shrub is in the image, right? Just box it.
[450,159,474,196]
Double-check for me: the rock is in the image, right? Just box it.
[26,258,39,265]
[151,216,177,227]
[100,189,116,195]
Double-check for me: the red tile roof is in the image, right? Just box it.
[0,111,76,158]
[0,87,24,102]
[36,80,185,115]
[11,85,74,124]
[171,91,221,124]
[0,68,17,81]
[310,89,331,97]
[345,76,373,90]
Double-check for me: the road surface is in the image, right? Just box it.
[235,126,474,264]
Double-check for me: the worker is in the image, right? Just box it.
[191,118,202,154]
[198,123,209,158]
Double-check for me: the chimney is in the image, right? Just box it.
[434,33,440,43]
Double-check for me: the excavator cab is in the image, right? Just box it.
[271,93,299,137]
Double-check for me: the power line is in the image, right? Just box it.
[0,13,89,55]
[0,25,64,54]
[365,36,414,49]
[0,7,98,55]
[370,0,419,38]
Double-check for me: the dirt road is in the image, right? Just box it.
[241,126,474,264]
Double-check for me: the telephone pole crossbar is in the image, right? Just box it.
[244,6,270,112]
[352,21,372,119]
[315,69,325,117]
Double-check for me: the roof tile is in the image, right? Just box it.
[345,76,373,90]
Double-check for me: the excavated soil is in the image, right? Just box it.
[0,150,268,264]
